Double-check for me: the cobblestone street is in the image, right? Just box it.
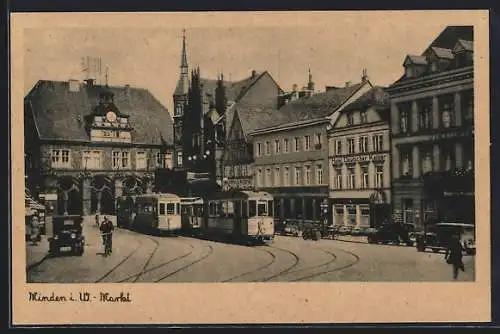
[27,226,475,283]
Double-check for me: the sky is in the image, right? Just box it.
[21,11,478,117]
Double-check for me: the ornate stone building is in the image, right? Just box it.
[387,26,474,227]
[24,79,174,216]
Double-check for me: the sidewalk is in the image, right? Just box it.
[26,235,50,269]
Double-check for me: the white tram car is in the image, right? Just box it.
[203,190,274,243]
[180,197,204,232]
[132,193,182,233]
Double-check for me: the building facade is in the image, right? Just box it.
[24,79,174,216]
[328,86,391,228]
[250,76,373,223]
[387,26,474,227]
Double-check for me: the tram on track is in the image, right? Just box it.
[180,197,204,232]
[116,195,137,228]
[202,190,275,243]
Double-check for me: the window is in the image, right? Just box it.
[421,148,433,175]
[331,169,342,192]
[294,167,301,185]
[335,140,342,155]
[430,62,438,73]
[418,99,432,130]
[284,167,290,186]
[359,136,368,153]
[83,150,101,169]
[405,66,413,78]
[403,199,414,224]
[159,203,165,215]
[347,166,356,189]
[121,152,130,168]
[304,135,311,150]
[135,151,147,170]
[462,90,474,124]
[257,143,262,156]
[257,169,263,187]
[177,151,183,167]
[441,145,455,172]
[265,168,272,186]
[304,165,311,185]
[234,165,240,177]
[375,165,384,188]
[166,203,175,215]
[294,137,300,152]
[112,151,130,169]
[249,200,257,217]
[372,134,383,152]
[400,109,409,133]
[112,151,120,169]
[347,112,354,126]
[258,201,268,216]
[439,95,454,128]
[316,165,323,184]
[361,165,369,188]
[275,167,280,186]
[265,141,271,155]
[283,138,289,153]
[360,110,368,124]
[268,200,274,217]
[51,149,71,168]
[314,133,322,147]
[400,149,412,177]
[274,139,281,154]
[347,138,355,154]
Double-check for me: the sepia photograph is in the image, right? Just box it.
[11,10,491,324]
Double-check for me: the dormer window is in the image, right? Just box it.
[430,62,438,73]
[405,66,413,78]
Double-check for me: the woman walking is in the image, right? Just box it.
[30,216,40,246]
[445,233,465,280]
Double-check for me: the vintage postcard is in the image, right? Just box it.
[11,10,491,325]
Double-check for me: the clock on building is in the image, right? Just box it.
[106,111,117,122]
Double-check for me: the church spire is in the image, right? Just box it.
[181,28,188,69]
[307,67,315,91]
[174,29,189,97]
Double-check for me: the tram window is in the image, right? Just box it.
[223,201,235,218]
[209,202,215,216]
[217,202,223,216]
[249,200,257,217]
[258,201,267,216]
[242,201,248,218]
[268,200,274,217]
[166,203,175,215]
[176,203,180,215]
[159,203,165,215]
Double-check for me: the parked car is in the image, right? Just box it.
[48,215,85,256]
[350,227,364,236]
[366,224,413,246]
[282,223,300,237]
[302,226,321,241]
[337,225,352,235]
[415,222,475,255]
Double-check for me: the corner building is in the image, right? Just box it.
[387,26,474,227]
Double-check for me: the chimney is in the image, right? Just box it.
[292,84,298,92]
[345,81,351,87]
[124,84,131,96]
[68,79,80,92]
[84,78,95,87]
[251,70,257,78]
[361,68,369,82]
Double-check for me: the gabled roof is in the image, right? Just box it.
[236,106,293,139]
[25,80,173,145]
[428,46,455,60]
[341,86,390,112]
[404,55,428,66]
[454,39,474,53]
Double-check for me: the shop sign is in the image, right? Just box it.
[332,153,387,165]
[431,128,473,141]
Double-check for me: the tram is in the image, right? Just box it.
[203,190,275,243]
[131,193,182,233]
[116,195,137,228]
[180,197,204,232]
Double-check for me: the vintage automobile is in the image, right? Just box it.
[415,222,475,254]
[281,222,300,237]
[48,215,85,256]
[337,225,353,236]
[366,223,413,246]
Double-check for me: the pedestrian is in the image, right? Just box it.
[99,216,114,255]
[445,233,465,280]
[30,216,40,246]
[95,214,100,228]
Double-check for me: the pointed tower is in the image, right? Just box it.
[307,67,315,92]
[173,29,189,168]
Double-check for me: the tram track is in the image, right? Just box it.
[154,244,215,282]
[130,236,160,283]
[257,245,300,282]
[94,239,144,283]
[221,246,277,282]
[289,247,360,282]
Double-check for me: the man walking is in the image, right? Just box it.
[445,233,465,280]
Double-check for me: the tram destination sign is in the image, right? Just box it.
[332,153,386,165]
